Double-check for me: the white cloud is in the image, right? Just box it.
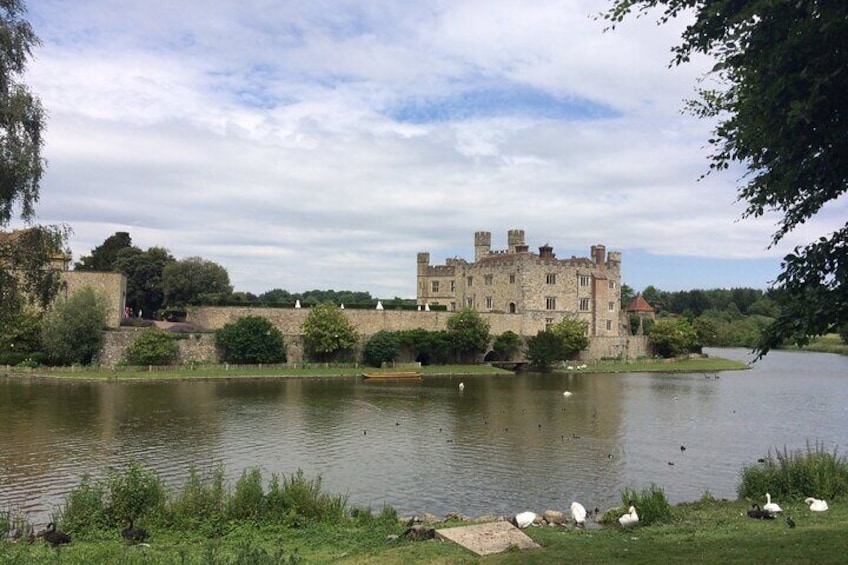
[15,0,839,297]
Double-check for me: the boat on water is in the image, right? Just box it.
[362,371,422,380]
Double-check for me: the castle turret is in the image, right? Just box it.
[417,252,430,276]
[508,229,525,253]
[591,244,606,266]
[475,231,491,262]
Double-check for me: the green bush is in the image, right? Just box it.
[617,484,673,526]
[61,475,109,534]
[648,317,697,358]
[362,330,400,367]
[492,331,522,361]
[446,308,491,363]
[123,327,180,365]
[301,303,358,362]
[525,330,565,372]
[738,443,848,502]
[106,461,166,524]
[167,466,227,535]
[231,468,265,521]
[41,286,109,365]
[216,316,287,364]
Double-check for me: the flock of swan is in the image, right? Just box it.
[746,493,830,527]
[4,517,148,548]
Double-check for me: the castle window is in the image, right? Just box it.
[465,297,473,307]
[467,276,473,287]
[450,302,456,311]
[509,274,515,284]
[546,297,556,310]
[450,280,455,292]
[579,298,590,311]
[608,301,615,311]
[431,281,440,293]
[486,296,493,309]
[579,275,590,287]
[509,303,516,313]
[609,280,616,289]
[606,320,612,331]
[485,274,493,285]
[546,273,556,284]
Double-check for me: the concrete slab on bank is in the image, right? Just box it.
[435,521,540,556]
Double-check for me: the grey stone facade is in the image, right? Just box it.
[417,230,623,337]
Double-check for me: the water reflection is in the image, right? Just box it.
[1,349,847,523]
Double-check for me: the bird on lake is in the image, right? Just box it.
[805,497,828,512]
[570,502,587,527]
[121,517,149,544]
[680,445,686,451]
[511,511,536,529]
[563,391,573,397]
[39,523,71,547]
[458,382,465,391]
[786,515,796,528]
[763,493,782,515]
[618,505,639,528]
[746,503,775,520]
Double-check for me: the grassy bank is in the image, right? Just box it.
[1,356,748,381]
[4,498,846,564]
[783,333,848,356]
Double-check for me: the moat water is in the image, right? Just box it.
[1,348,846,524]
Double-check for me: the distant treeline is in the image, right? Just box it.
[224,289,418,309]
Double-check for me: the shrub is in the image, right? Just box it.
[106,461,166,524]
[123,328,180,365]
[301,304,358,362]
[61,475,109,534]
[648,317,697,358]
[446,308,490,363]
[362,330,400,367]
[492,331,522,361]
[231,468,265,521]
[216,316,287,364]
[167,466,227,535]
[738,443,848,502]
[618,484,673,526]
[267,470,348,525]
[41,286,109,365]
[525,330,565,372]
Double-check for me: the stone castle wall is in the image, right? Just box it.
[61,271,127,327]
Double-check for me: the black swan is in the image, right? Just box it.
[746,504,774,520]
[40,523,71,547]
[121,518,149,544]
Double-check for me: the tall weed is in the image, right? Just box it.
[618,484,673,525]
[738,442,848,501]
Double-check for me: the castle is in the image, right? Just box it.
[417,229,623,337]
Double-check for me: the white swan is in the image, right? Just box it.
[570,501,587,527]
[805,497,828,511]
[563,391,573,397]
[512,511,536,529]
[763,493,782,514]
[619,505,639,528]
[458,382,464,391]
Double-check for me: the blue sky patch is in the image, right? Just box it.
[389,85,618,123]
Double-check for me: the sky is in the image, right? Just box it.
[12,0,846,298]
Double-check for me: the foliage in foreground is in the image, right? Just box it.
[738,443,848,503]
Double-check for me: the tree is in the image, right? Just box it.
[123,328,179,366]
[0,0,45,224]
[549,318,590,360]
[492,331,522,361]
[75,231,132,271]
[605,1,848,356]
[648,317,697,358]
[162,257,232,306]
[446,307,491,363]
[215,316,286,364]
[41,286,109,365]
[363,330,401,367]
[114,246,175,314]
[301,303,358,362]
[525,330,565,372]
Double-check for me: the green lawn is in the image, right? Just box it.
[3,500,845,564]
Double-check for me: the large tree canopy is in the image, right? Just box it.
[0,0,44,224]
[605,1,847,356]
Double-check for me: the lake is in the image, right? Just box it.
[1,348,846,523]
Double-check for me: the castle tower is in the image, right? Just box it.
[507,229,525,253]
[591,244,606,266]
[474,231,491,262]
[417,252,430,276]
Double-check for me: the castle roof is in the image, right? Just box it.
[625,294,654,313]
